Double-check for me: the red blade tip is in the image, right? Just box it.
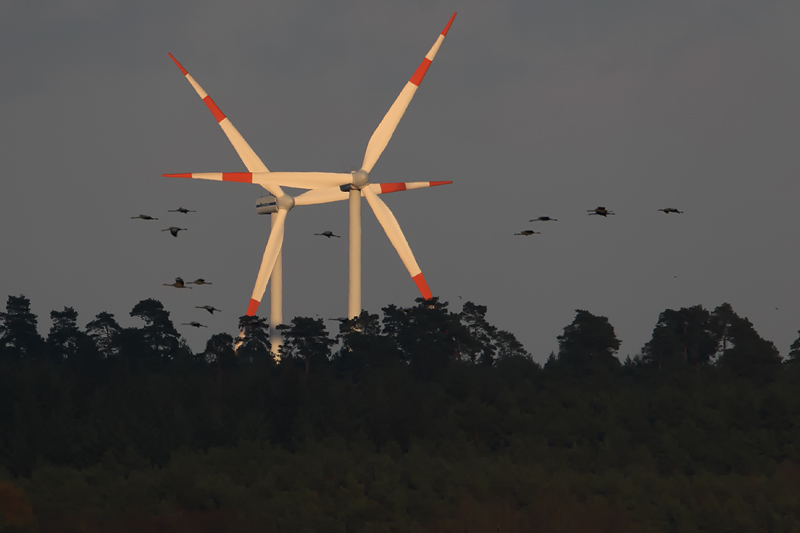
[246,298,260,316]
[163,173,192,179]
[168,53,189,76]
[442,13,457,36]
[412,273,433,300]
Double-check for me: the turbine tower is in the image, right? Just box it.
[164,12,456,341]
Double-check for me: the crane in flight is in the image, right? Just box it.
[314,231,341,238]
[196,305,221,314]
[131,214,158,220]
[658,208,683,214]
[530,216,557,222]
[514,230,541,236]
[588,207,615,217]
[164,277,192,289]
[162,227,188,237]
[169,207,196,214]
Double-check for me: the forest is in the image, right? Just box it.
[1,294,800,532]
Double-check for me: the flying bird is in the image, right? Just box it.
[658,208,683,214]
[164,277,192,289]
[131,214,158,220]
[514,230,541,236]
[314,231,341,238]
[196,305,221,314]
[162,227,188,237]
[182,321,207,328]
[169,207,196,214]
[530,216,557,222]
[588,207,615,217]
[188,278,212,285]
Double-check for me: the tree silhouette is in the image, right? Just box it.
[85,311,122,358]
[788,330,800,365]
[278,317,335,374]
[237,315,272,365]
[459,302,497,365]
[642,305,717,370]
[129,299,181,359]
[711,303,782,380]
[556,309,621,370]
[0,295,44,360]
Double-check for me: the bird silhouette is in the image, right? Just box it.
[196,305,221,314]
[658,208,683,214]
[169,207,196,214]
[188,278,212,285]
[514,230,541,236]
[315,231,341,238]
[162,227,187,237]
[164,277,192,289]
[131,214,158,220]
[530,216,557,222]
[182,321,207,328]
[588,207,615,217]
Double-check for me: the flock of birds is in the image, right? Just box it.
[513,206,683,236]
[132,207,343,329]
[131,207,222,329]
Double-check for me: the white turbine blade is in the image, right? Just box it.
[362,186,433,299]
[246,209,288,316]
[163,171,352,189]
[252,172,352,189]
[294,187,350,206]
[163,172,254,183]
[168,53,283,198]
[361,13,456,173]
[369,180,452,195]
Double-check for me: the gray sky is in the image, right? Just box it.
[1,0,798,362]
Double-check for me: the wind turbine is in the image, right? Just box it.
[164,12,456,336]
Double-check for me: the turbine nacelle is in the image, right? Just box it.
[256,195,277,215]
[256,194,294,215]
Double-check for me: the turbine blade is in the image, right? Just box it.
[163,172,254,183]
[163,171,352,189]
[168,53,283,197]
[294,187,350,206]
[361,13,456,173]
[370,181,452,195]
[252,172,352,189]
[362,186,433,299]
[246,209,288,316]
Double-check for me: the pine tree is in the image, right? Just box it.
[556,309,621,370]
[0,295,44,360]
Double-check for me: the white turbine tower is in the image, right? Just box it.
[164,12,456,338]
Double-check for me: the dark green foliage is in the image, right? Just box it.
[1,295,800,531]
[556,309,621,370]
[788,330,800,364]
[0,295,44,360]
[642,305,717,370]
[85,311,122,358]
[385,297,461,378]
[277,316,335,373]
[711,303,782,381]
[129,298,181,359]
[236,315,271,365]
[335,311,400,377]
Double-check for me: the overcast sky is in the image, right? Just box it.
[1,0,798,362]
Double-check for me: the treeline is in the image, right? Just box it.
[1,295,800,531]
